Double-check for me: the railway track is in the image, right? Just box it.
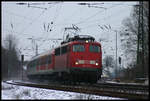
[3,80,149,100]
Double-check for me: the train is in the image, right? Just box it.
[27,35,102,83]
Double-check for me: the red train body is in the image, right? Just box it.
[27,35,102,83]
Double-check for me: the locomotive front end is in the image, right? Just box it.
[67,36,102,83]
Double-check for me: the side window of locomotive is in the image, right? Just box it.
[33,60,35,67]
[42,58,46,65]
[41,58,45,65]
[28,62,31,67]
[46,56,49,64]
[39,59,41,66]
[55,48,60,56]
[31,61,33,67]
[37,59,40,66]
[28,63,31,68]
[89,45,100,52]
[43,57,47,65]
[34,60,37,67]
[73,44,85,52]
[44,57,47,65]
[35,59,38,66]
[48,55,51,64]
[39,59,42,66]
[61,46,68,54]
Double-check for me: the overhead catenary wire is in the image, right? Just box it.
[42,3,63,33]
[79,5,128,30]
[74,2,136,26]
[3,9,37,31]
[76,2,135,30]
[4,9,34,21]
[4,3,61,59]
[3,28,43,38]
[18,3,58,38]
[58,3,84,25]
[37,2,63,51]
[4,3,57,56]
[28,2,124,52]
[20,7,48,34]
[75,8,106,25]
[75,4,123,26]
[3,2,137,60]
[74,4,118,25]
[3,2,57,38]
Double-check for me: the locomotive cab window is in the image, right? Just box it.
[31,61,33,67]
[73,44,85,52]
[89,45,100,52]
[48,55,51,64]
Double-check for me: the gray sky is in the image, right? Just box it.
[2,1,137,61]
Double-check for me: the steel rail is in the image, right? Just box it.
[3,81,149,100]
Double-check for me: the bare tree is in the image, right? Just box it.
[103,55,115,78]
[2,34,20,80]
[2,46,9,80]
[120,1,149,78]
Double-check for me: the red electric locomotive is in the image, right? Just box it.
[27,35,102,83]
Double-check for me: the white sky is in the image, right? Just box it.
[2,1,137,61]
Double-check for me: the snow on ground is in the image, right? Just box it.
[2,81,126,100]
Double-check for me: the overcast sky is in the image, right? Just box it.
[2,1,137,61]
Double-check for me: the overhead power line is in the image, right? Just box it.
[27,4,48,10]
[75,4,118,25]
[4,9,34,21]
[78,2,106,9]
[78,2,137,6]
[78,3,105,5]
[16,2,47,9]
[15,2,59,37]
[75,2,135,26]
[38,3,63,49]
[3,28,42,38]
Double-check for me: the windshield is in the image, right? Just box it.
[89,45,100,52]
[73,44,85,52]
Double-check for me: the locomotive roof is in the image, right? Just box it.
[54,40,101,50]
[29,35,100,62]
[61,35,95,45]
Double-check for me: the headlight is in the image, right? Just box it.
[95,63,99,66]
[75,62,79,65]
